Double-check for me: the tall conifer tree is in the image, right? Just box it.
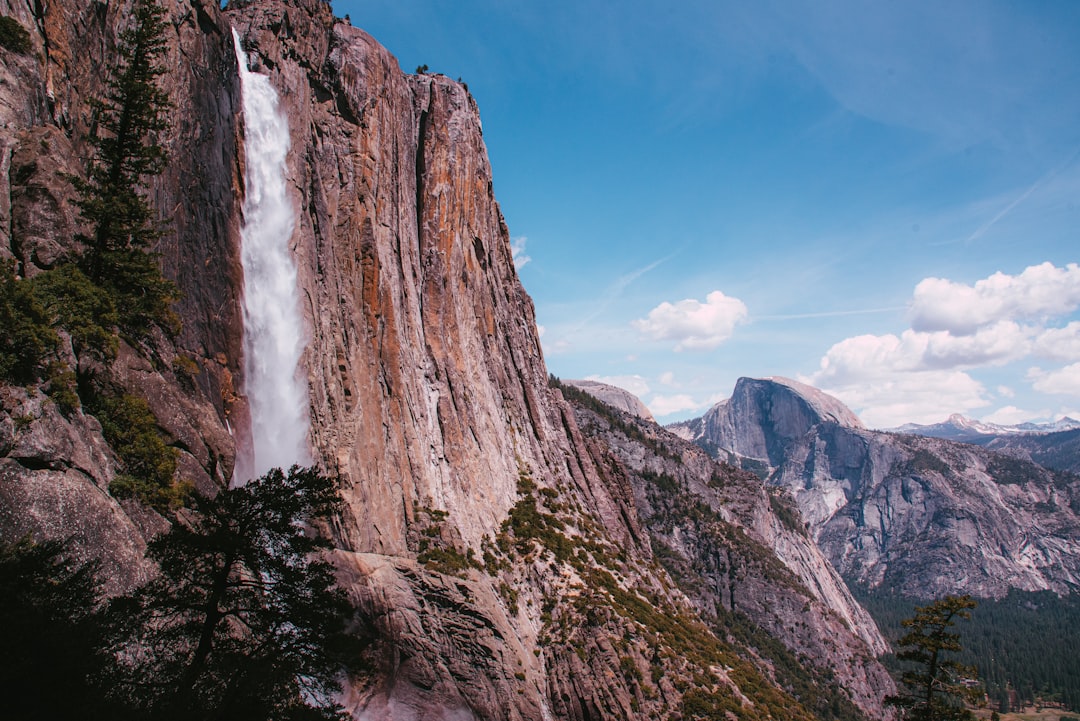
[887,595,980,721]
[76,0,177,336]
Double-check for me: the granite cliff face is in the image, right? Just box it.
[565,379,655,422]
[560,381,894,718]
[1,1,901,718]
[671,378,1080,599]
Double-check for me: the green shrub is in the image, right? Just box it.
[109,474,191,511]
[88,392,181,511]
[44,363,79,415]
[29,264,119,360]
[0,16,31,54]
[417,546,477,575]
[171,354,199,379]
[0,261,58,384]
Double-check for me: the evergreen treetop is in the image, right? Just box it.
[887,594,980,721]
[106,466,364,721]
[75,0,178,336]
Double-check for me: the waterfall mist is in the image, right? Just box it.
[233,29,311,480]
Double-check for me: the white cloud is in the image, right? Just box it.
[808,330,997,427]
[584,374,651,397]
[811,323,1032,386]
[536,324,546,338]
[647,393,706,417]
[981,405,1048,426]
[807,263,1080,426]
[633,290,748,351]
[909,262,1080,335]
[1033,321,1080,362]
[659,371,677,386]
[1029,363,1080,396]
[813,370,990,429]
[996,385,1015,399]
[920,321,1032,369]
[510,236,531,269]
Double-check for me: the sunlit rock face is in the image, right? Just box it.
[564,379,656,422]
[2,1,910,717]
[672,377,1080,599]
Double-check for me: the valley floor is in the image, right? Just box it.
[975,708,1080,721]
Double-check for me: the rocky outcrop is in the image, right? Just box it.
[0,0,241,597]
[985,428,1080,474]
[674,377,1080,599]
[564,379,656,422]
[563,381,894,718]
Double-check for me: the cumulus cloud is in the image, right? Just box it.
[510,236,531,269]
[982,405,1049,425]
[920,321,1032,369]
[647,393,706,417]
[810,369,990,429]
[585,374,651,397]
[808,330,999,427]
[1033,321,1080,362]
[633,290,748,351]
[808,262,1080,426]
[1029,363,1080,396]
[909,262,1080,335]
[811,322,1029,387]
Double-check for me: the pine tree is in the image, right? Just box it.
[0,537,114,721]
[887,595,980,721]
[76,0,177,336]
[106,466,365,721]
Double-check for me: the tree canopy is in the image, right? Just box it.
[0,537,113,721]
[1,467,364,721]
[106,466,364,721]
[887,595,980,721]
[75,0,177,336]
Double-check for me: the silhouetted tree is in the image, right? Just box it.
[0,537,114,721]
[887,595,980,721]
[107,466,364,721]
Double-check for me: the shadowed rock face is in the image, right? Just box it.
[2,1,906,717]
[672,377,1080,599]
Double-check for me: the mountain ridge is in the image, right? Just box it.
[889,413,1080,443]
[669,376,1080,599]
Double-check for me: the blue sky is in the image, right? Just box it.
[334,0,1080,428]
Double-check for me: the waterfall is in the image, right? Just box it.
[233,29,311,480]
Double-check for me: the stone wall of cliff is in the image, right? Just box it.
[0,1,901,718]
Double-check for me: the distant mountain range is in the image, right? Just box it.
[889,413,1080,444]
[664,377,1080,599]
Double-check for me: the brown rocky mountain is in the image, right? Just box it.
[1,1,895,718]
[669,377,1080,599]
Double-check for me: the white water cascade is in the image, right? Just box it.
[232,29,311,480]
